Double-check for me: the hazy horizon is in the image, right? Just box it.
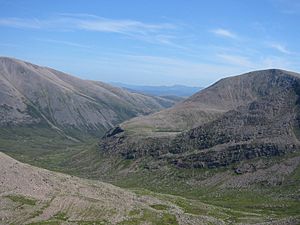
[0,0,299,86]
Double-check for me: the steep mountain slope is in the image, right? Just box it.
[120,69,300,137]
[100,69,300,167]
[0,57,176,137]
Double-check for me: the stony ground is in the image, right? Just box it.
[1,152,299,225]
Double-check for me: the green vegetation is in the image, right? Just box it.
[29,219,109,225]
[0,126,99,174]
[150,204,169,210]
[6,194,37,206]
[28,222,60,225]
[108,154,300,223]
[76,221,108,225]
[118,209,178,225]
[53,212,68,221]
[1,125,300,224]
[128,209,141,216]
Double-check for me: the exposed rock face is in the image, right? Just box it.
[100,69,300,168]
[119,69,300,137]
[104,126,124,138]
[0,57,177,136]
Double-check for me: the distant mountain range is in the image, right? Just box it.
[111,82,202,97]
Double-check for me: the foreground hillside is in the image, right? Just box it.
[0,57,177,138]
[2,152,295,225]
[0,152,196,224]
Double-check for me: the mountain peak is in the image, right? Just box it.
[107,68,300,140]
[100,68,300,171]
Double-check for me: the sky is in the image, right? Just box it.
[0,0,299,86]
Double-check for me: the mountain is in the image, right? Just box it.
[0,57,177,138]
[114,69,300,138]
[2,67,300,224]
[111,82,202,97]
[101,69,300,164]
[96,70,300,203]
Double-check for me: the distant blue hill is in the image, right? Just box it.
[111,83,202,98]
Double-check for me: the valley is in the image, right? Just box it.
[1,152,299,225]
[1,0,300,224]
[1,59,300,224]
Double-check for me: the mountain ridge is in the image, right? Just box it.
[0,57,178,138]
[118,69,300,137]
[100,69,300,168]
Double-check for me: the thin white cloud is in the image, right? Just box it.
[77,18,174,33]
[268,43,291,54]
[1,14,298,82]
[211,28,237,39]
[217,52,295,71]
[35,38,92,48]
[260,56,292,68]
[0,18,42,28]
[0,14,177,46]
[94,53,246,85]
[217,54,254,68]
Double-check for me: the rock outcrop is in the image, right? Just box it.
[100,69,300,168]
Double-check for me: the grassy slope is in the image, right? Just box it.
[0,126,97,173]
[1,127,300,224]
[114,160,300,218]
[64,149,300,223]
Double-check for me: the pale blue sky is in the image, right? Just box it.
[0,0,299,86]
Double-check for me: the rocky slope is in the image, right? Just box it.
[100,69,300,168]
[0,152,190,224]
[0,57,177,137]
[1,151,299,225]
[120,69,295,137]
